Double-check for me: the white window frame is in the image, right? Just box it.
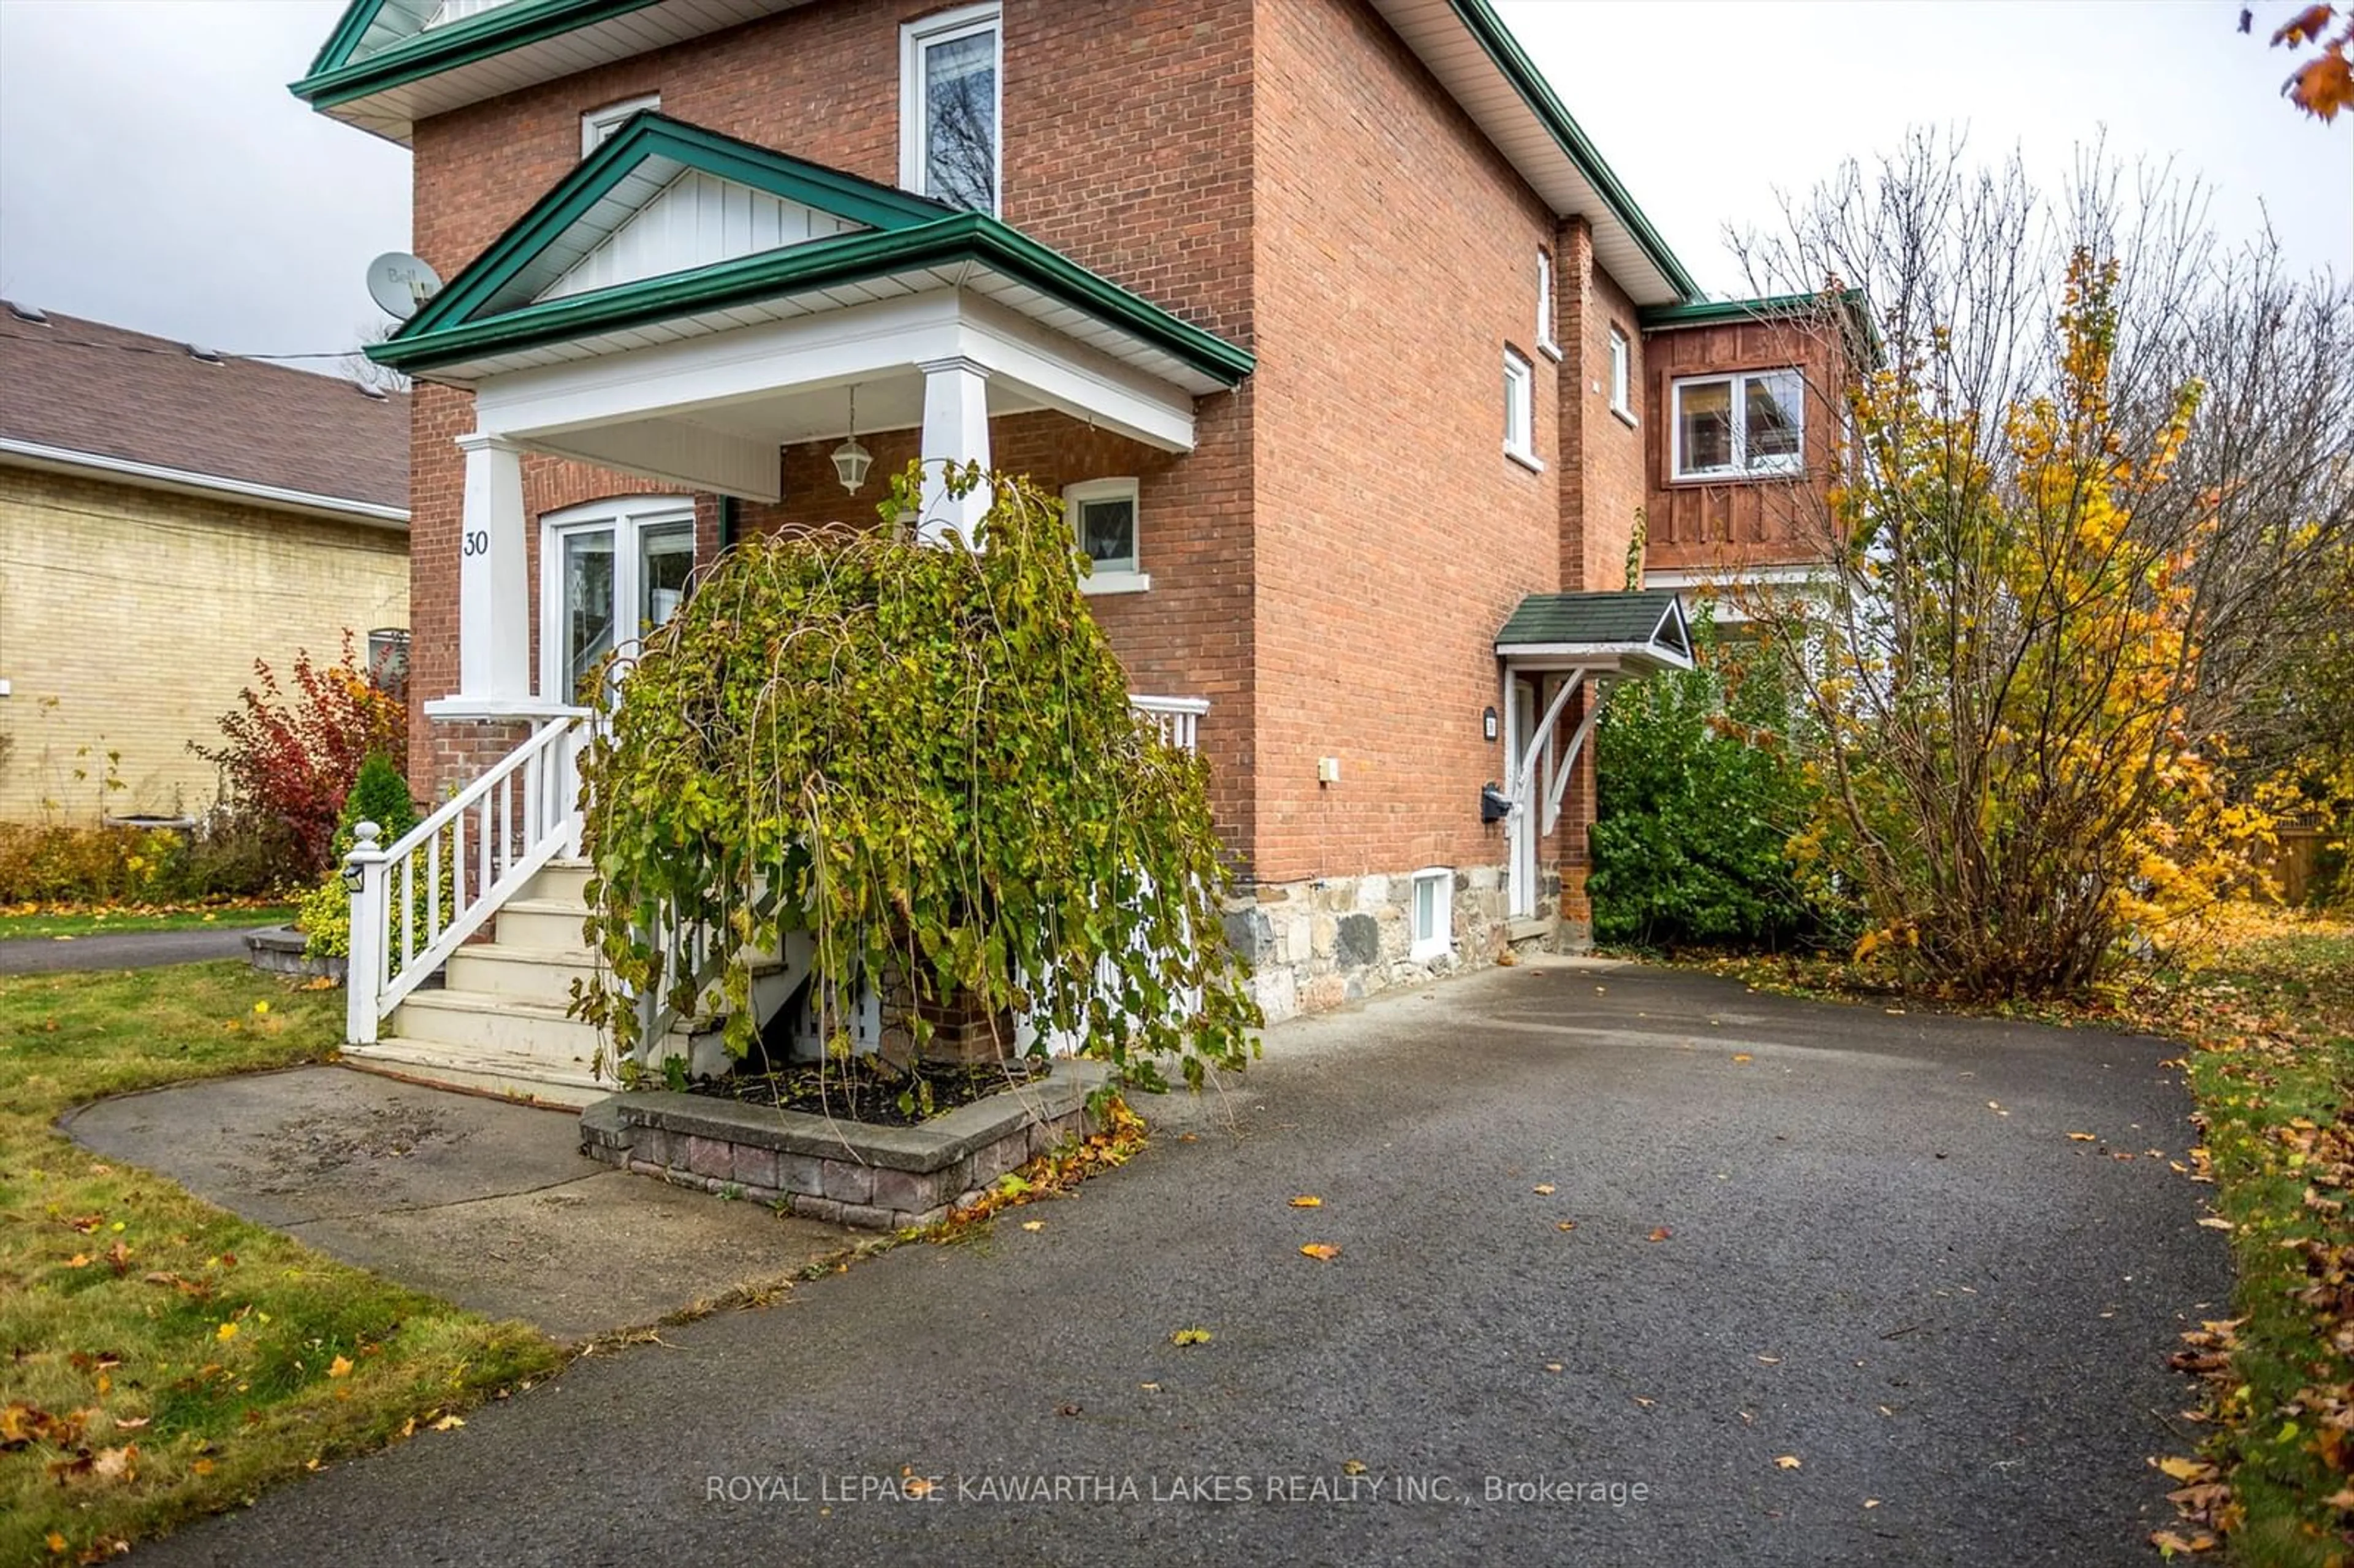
[1409,867,1454,962]
[538,495,696,702]
[899,3,1003,215]
[1065,477,1147,596]
[581,93,660,158]
[1608,326,1635,425]
[1670,368,1805,482]
[1535,249,1561,361]
[1503,348,1541,473]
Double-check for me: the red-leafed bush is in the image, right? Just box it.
[192,632,406,878]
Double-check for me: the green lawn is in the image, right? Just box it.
[0,961,562,1564]
[0,905,295,942]
[2159,920,2354,1564]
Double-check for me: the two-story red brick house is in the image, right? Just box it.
[295,0,1845,1095]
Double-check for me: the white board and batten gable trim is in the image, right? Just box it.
[538,170,869,303]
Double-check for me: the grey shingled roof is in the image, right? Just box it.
[1495,590,1689,653]
[0,303,409,514]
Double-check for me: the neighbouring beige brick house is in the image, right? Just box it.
[0,304,412,822]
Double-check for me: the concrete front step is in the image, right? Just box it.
[443,945,600,1005]
[494,897,593,951]
[528,858,595,905]
[391,987,609,1064]
[343,1036,612,1109]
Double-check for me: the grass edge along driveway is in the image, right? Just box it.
[0,961,562,1566]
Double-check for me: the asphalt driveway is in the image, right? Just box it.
[132,957,2225,1567]
[0,926,255,973]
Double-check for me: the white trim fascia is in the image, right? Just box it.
[1495,640,1694,672]
[473,288,1198,458]
[0,436,409,529]
[1644,564,1823,590]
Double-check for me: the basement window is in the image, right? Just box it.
[1409,868,1453,962]
[1671,368,1804,480]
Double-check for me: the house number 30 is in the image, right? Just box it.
[461,530,489,557]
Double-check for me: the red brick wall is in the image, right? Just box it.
[1555,216,1649,593]
[403,0,1259,845]
[1642,319,1843,574]
[1247,0,1560,884]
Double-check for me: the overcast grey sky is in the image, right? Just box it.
[0,0,2345,361]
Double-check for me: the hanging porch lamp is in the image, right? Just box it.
[831,385,872,494]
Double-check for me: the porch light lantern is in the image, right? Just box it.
[831,386,872,495]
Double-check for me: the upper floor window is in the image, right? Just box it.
[1503,349,1540,471]
[1535,249,1560,360]
[1671,368,1803,480]
[901,5,1001,214]
[582,93,659,158]
[1608,327,1634,423]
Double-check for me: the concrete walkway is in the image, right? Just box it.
[0,926,256,973]
[64,1067,858,1341]
[112,959,2226,1567]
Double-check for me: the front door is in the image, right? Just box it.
[1509,676,1539,919]
[540,498,696,704]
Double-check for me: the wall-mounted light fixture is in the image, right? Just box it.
[1482,705,1499,742]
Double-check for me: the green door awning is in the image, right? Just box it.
[1494,589,1693,672]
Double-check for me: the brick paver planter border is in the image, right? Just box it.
[578,1059,1115,1230]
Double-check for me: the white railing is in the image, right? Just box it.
[343,714,587,1045]
[1131,695,1208,753]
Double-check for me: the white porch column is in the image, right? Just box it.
[454,432,531,701]
[916,356,992,546]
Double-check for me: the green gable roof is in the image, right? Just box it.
[295,0,657,109]
[1495,590,1693,667]
[370,114,1255,389]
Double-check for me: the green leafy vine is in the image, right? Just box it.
[574,463,1260,1091]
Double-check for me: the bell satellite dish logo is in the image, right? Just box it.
[366,253,444,321]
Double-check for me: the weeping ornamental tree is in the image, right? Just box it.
[1733,135,2354,997]
[574,464,1259,1090]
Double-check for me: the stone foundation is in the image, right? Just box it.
[1224,864,1577,1024]
[577,1059,1113,1231]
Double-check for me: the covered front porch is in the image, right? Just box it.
[370,112,1251,723]
[340,112,1250,1076]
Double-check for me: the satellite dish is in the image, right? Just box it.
[366,253,443,321]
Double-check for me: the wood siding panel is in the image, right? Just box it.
[1640,317,1843,573]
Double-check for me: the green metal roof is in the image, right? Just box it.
[1495,590,1693,664]
[1452,0,1699,303]
[295,0,656,109]
[369,115,1255,388]
[1639,288,1883,364]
